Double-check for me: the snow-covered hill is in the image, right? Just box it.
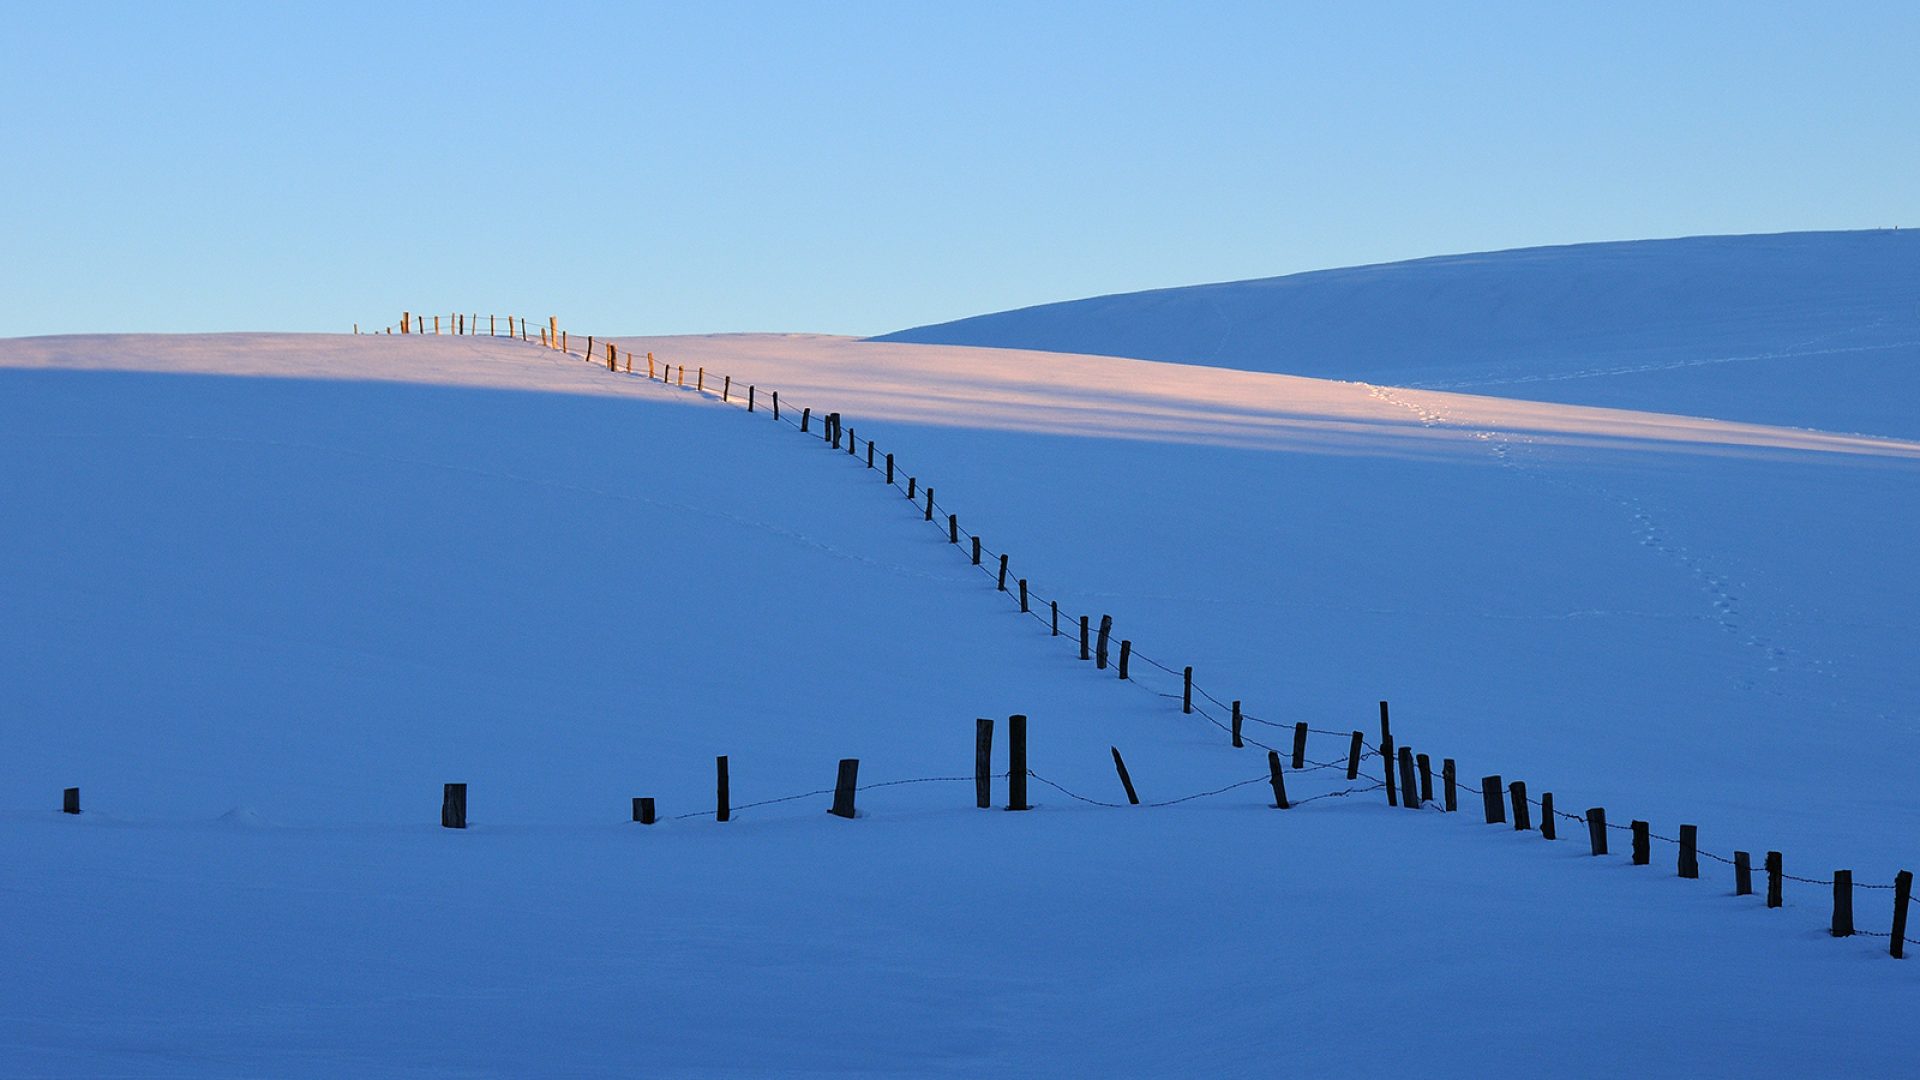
[876,230,1920,438]
[3,328,1917,1076]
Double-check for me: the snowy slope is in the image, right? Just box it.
[4,332,1918,1077]
[876,229,1920,438]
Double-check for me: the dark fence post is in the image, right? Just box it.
[1110,747,1140,805]
[885,453,893,485]
[1398,746,1419,809]
[1268,750,1290,809]
[925,487,934,521]
[1051,600,1059,636]
[1117,640,1131,679]
[867,442,874,468]
[441,783,467,829]
[716,756,730,822]
[633,797,656,824]
[949,514,958,544]
[830,759,860,819]
[1231,701,1243,747]
[1080,616,1090,660]
[1006,714,1030,811]
[773,390,780,420]
[997,553,1008,591]
[1293,724,1308,771]
[1382,735,1397,806]
[1735,851,1753,895]
[973,536,982,566]
[1095,615,1112,669]
[801,407,810,433]
[1182,667,1193,714]
[1540,792,1557,839]
[1586,807,1607,855]
[1481,775,1504,824]
[749,385,756,412]
[1678,824,1699,878]
[1766,851,1783,908]
[723,375,731,402]
[1346,732,1364,780]
[1831,870,1854,937]
[1893,871,1912,958]
[1416,753,1433,803]
[1631,821,1651,866]
[1509,780,1530,830]
[1019,579,1028,613]
[1378,700,1391,751]
[908,478,916,500]
[63,787,80,815]
[1442,758,1457,812]
[975,718,994,809]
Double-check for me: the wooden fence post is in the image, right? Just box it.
[975,718,994,809]
[1006,714,1030,811]
[773,390,780,419]
[1735,851,1753,895]
[1346,732,1364,780]
[830,759,860,819]
[867,442,875,469]
[1678,824,1699,877]
[1096,615,1112,669]
[698,368,706,393]
[1382,735,1396,806]
[749,385,756,411]
[1182,667,1193,714]
[1398,746,1419,809]
[723,375,730,401]
[1378,700,1391,750]
[1481,775,1505,824]
[1051,600,1059,637]
[1268,750,1289,809]
[633,797,656,824]
[1293,724,1308,771]
[62,787,80,814]
[1416,752,1433,803]
[885,453,893,485]
[1110,747,1140,805]
[973,536,982,566]
[908,478,916,501]
[1631,821,1651,866]
[1509,780,1530,829]
[1080,615,1089,659]
[1892,871,1912,958]
[997,554,1008,591]
[1766,851,1783,908]
[827,411,837,445]
[1117,640,1131,679]
[1586,808,1608,856]
[1019,579,1028,613]
[925,487,934,521]
[490,314,495,336]
[949,514,958,543]
[1540,791,1557,839]
[402,311,411,334]
[1831,870,1853,937]
[1442,758,1457,811]
[801,407,811,433]
[1232,701,1243,747]
[441,783,467,829]
[716,756,730,822]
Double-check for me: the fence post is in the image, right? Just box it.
[1416,752,1433,803]
[1110,747,1140,805]
[1080,616,1089,660]
[1509,780,1530,829]
[716,756,730,822]
[1893,871,1912,958]
[441,783,467,829]
[975,718,993,809]
[827,412,837,445]
[62,787,80,815]
[1231,701,1243,747]
[773,390,780,419]
[1586,808,1608,856]
[1117,640,1131,679]
[1540,791,1556,839]
[1831,870,1854,937]
[678,365,685,387]
[885,453,893,485]
[908,478,916,501]
[801,407,810,433]
[830,759,860,819]
[867,442,875,469]
[973,536,982,566]
[1019,579,1028,613]
[723,375,730,402]
[1481,776,1505,824]
[698,368,706,393]
[997,554,1008,592]
[402,311,411,334]
[1006,714,1029,811]
[1293,724,1308,771]
[1631,821,1651,866]
[632,797,656,824]
[1678,824,1699,878]
[1182,667,1193,713]
[749,385,756,412]
[949,514,958,543]
[1096,615,1112,669]
[1346,732,1364,780]
[1766,851,1783,908]
[1735,851,1753,895]
[1398,746,1419,809]
[925,487,934,522]
[1378,700,1391,750]
[1442,758,1457,811]
[1268,750,1290,809]
[1051,600,1058,636]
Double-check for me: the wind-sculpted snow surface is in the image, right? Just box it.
[876,229,1920,438]
[2,332,1917,1076]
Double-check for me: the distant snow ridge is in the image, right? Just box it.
[875,229,1920,438]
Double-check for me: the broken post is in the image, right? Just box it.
[633,797,656,824]
[830,759,860,819]
[1110,747,1140,805]
[1398,746,1419,809]
[1346,732,1364,780]
[441,783,467,829]
[1268,750,1290,809]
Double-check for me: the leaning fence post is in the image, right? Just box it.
[1482,776,1505,824]
[1006,714,1030,811]
[1268,750,1290,809]
[441,783,467,829]
[1346,732,1364,780]
[1831,870,1854,937]
[1442,758,1457,811]
[716,756,730,822]
[1678,824,1699,878]
[1095,615,1112,669]
[1892,870,1912,958]
[1508,780,1530,829]
[63,787,80,815]
[975,717,993,809]
[633,797,656,824]
[1182,667,1193,713]
[997,554,1008,591]
[1117,640,1131,679]
[1110,747,1140,805]
[1586,808,1608,856]
[830,759,860,819]
[1766,851,1783,908]
[1540,791,1556,839]
[1631,821,1651,866]
[1735,851,1753,895]
[801,407,811,433]
[1398,746,1419,809]
[1293,724,1309,771]
[1231,701,1244,747]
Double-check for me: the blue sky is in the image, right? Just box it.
[3,1,1914,337]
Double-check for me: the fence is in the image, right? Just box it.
[91,308,1887,960]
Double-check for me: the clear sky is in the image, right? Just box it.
[3,1,1914,338]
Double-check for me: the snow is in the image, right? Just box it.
[3,314,1917,1075]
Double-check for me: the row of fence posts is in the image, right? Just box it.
[353,310,1918,961]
